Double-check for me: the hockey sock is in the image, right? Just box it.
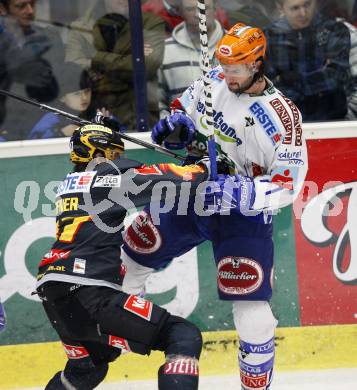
[158,356,199,390]
[238,337,275,390]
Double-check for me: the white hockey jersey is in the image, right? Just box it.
[177,66,308,212]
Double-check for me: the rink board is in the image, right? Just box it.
[1,126,357,387]
[1,325,357,389]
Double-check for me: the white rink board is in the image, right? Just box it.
[24,368,357,390]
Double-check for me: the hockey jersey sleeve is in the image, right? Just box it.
[252,104,308,211]
[175,77,205,116]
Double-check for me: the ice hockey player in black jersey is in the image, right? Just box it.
[36,124,207,389]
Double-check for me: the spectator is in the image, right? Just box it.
[65,0,166,130]
[143,0,183,33]
[226,0,279,30]
[0,0,64,140]
[342,19,357,119]
[319,0,356,24]
[157,0,224,117]
[265,0,351,121]
[28,63,96,139]
[143,0,230,33]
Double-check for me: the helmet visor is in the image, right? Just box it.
[221,63,255,78]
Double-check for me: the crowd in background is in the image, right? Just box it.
[0,0,356,141]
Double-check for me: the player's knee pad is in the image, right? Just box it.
[232,301,277,343]
[121,250,153,295]
[62,358,108,390]
[232,301,277,390]
[160,315,202,359]
[158,356,199,390]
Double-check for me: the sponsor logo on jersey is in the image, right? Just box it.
[279,94,303,146]
[197,102,242,145]
[47,265,65,272]
[123,295,153,321]
[269,98,293,144]
[73,258,86,274]
[217,257,264,295]
[133,165,163,176]
[93,175,121,187]
[277,148,304,166]
[124,211,162,254]
[164,358,199,376]
[39,249,71,268]
[271,167,298,191]
[57,172,96,196]
[109,335,131,352]
[62,343,89,359]
[249,102,282,146]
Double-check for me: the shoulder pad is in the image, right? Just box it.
[95,158,143,175]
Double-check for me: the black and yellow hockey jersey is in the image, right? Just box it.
[37,158,207,290]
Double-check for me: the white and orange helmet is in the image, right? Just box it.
[215,23,267,65]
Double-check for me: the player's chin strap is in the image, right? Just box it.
[197,0,217,180]
[0,88,185,163]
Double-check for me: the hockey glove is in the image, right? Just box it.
[0,300,6,333]
[204,174,256,213]
[151,111,196,150]
[197,156,233,176]
[94,111,127,132]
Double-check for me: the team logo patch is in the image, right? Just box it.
[124,211,162,254]
[123,295,153,321]
[217,257,264,295]
[57,172,96,196]
[218,45,232,56]
[62,343,89,359]
[109,335,131,352]
[164,358,199,376]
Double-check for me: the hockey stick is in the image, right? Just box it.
[197,0,217,180]
[0,89,186,162]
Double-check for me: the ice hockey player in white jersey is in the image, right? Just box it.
[122,23,308,390]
